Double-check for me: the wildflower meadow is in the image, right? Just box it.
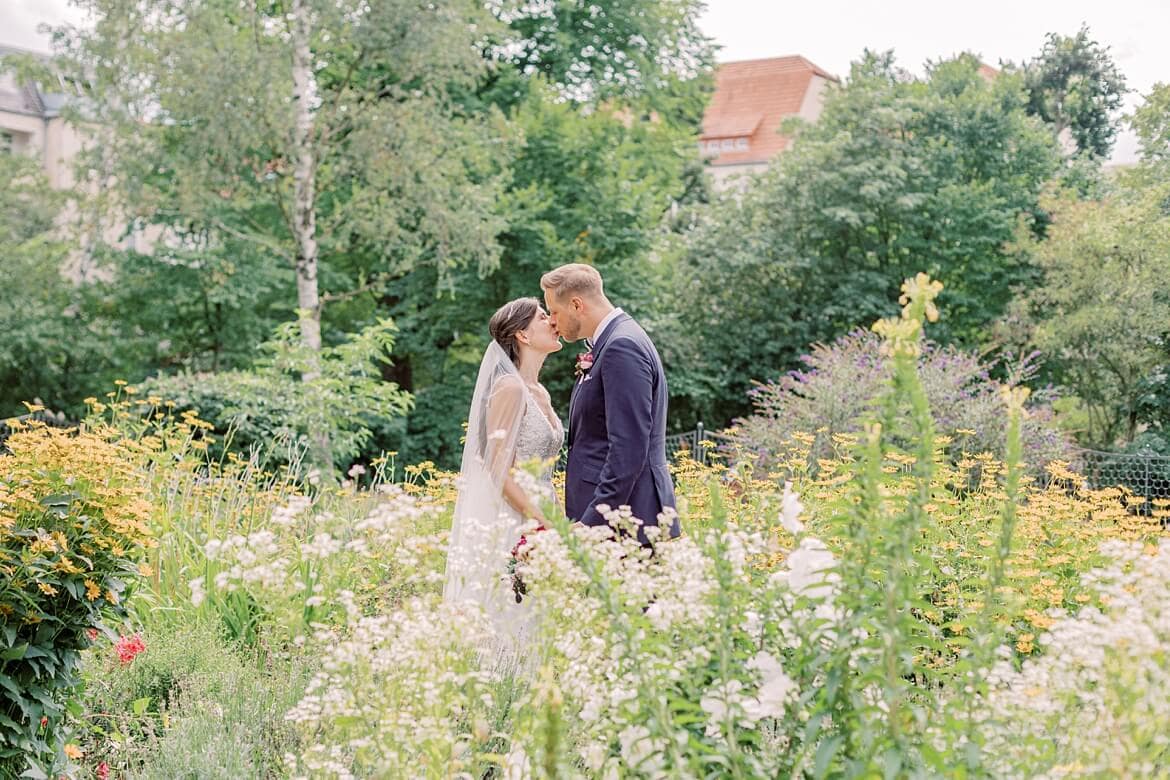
[2,276,1167,778]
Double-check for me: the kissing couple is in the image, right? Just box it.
[442,263,681,646]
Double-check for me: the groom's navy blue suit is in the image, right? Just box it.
[566,312,681,546]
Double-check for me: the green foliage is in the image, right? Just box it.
[1131,82,1170,166]
[661,51,1061,425]
[0,155,116,419]
[145,319,411,473]
[56,0,511,379]
[1019,182,1170,448]
[492,0,713,108]
[77,622,303,779]
[1022,25,1128,159]
[0,422,153,777]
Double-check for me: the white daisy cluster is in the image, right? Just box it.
[503,492,832,777]
[193,486,450,638]
[284,598,494,778]
[203,530,288,592]
[980,538,1170,776]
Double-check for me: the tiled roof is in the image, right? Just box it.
[701,55,838,166]
[0,45,63,117]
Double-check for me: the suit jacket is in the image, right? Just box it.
[566,312,681,546]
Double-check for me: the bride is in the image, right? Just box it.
[443,297,564,647]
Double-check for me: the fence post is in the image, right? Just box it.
[696,421,705,465]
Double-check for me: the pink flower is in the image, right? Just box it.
[114,633,146,664]
[96,762,110,780]
[575,350,594,378]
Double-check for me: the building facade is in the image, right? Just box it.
[0,44,86,190]
[700,55,838,191]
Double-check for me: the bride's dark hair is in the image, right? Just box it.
[489,297,541,366]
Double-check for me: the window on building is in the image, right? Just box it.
[720,138,735,150]
[735,137,749,150]
[0,131,12,154]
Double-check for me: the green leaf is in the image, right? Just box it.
[0,644,28,661]
[0,674,21,699]
[19,763,49,780]
[131,697,151,717]
[813,735,843,778]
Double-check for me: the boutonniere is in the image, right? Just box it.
[575,349,594,378]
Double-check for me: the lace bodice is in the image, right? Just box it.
[515,397,563,466]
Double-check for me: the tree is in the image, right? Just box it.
[1130,82,1170,184]
[0,154,116,416]
[660,52,1061,426]
[1021,185,1170,448]
[490,0,712,106]
[1022,25,1127,159]
[369,83,709,466]
[58,0,511,468]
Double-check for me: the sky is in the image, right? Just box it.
[3,0,1166,162]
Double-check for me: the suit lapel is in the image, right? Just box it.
[567,313,629,446]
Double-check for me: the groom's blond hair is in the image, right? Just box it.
[540,263,604,301]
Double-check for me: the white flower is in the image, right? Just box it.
[744,651,796,720]
[347,463,366,478]
[618,725,663,774]
[188,577,205,607]
[502,746,530,780]
[787,537,838,599]
[780,481,805,535]
[700,678,749,737]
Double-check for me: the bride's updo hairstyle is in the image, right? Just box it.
[489,297,541,365]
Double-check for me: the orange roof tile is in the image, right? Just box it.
[701,55,838,166]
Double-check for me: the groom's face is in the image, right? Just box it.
[543,289,583,342]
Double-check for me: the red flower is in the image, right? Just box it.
[86,627,99,642]
[96,762,110,780]
[508,524,547,603]
[39,716,48,729]
[114,633,146,664]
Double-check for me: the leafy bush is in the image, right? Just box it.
[76,622,303,779]
[730,328,1077,473]
[145,319,412,475]
[0,418,154,776]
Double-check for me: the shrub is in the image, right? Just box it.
[730,329,1077,474]
[145,319,412,475]
[0,417,154,776]
[76,622,303,779]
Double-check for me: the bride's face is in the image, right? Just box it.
[520,308,563,355]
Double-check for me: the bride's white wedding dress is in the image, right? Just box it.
[443,342,563,655]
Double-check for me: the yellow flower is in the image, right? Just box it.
[106,589,119,604]
[84,579,101,601]
[63,744,83,760]
[137,562,154,577]
[37,582,58,596]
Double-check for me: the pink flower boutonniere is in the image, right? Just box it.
[575,350,594,378]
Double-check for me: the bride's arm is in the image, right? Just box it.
[485,378,545,522]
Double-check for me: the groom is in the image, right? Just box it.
[541,263,681,546]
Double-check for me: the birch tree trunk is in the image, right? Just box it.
[289,0,333,472]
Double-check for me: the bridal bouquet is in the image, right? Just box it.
[508,523,546,603]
